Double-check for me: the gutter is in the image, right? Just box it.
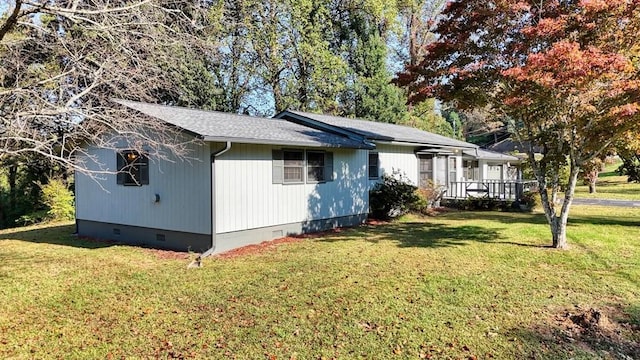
[188,141,232,268]
[377,140,477,150]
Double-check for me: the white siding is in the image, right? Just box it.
[373,144,464,188]
[214,144,369,234]
[375,144,419,186]
[75,141,212,234]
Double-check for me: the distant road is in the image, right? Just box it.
[572,198,640,208]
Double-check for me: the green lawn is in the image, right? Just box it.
[1,208,639,359]
[574,160,640,200]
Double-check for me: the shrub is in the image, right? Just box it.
[617,154,640,183]
[369,170,419,220]
[40,179,75,221]
[414,180,447,214]
[443,198,502,211]
[15,210,49,227]
[518,191,541,211]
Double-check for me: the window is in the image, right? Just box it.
[307,151,325,182]
[418,155,433,187]
[463,160,479,180]
[487,164,503,180]
[284,150,304,183]
[368,152,379,179]
[448,157,457,184]
[117,150,149,186]
[272,149,333,184]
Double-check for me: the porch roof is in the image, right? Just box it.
[464,148,520,162]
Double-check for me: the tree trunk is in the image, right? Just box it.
[551,164,580,249]
[551,216,568,249]
[588,182,596,193]
[8,163,17,211]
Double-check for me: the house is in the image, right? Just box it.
[75,101,524,254]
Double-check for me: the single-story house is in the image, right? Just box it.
[75,100,527,254]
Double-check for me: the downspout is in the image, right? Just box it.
[189,141,231,268]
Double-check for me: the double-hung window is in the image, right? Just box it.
[273,149,333,184]
[283,150,304,183]
[448,157,457,184]
[117,150,149,186]
[418,154,433,187]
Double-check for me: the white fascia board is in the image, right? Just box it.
[202,136,374,150]
[377,140,477,150]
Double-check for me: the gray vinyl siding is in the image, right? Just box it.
[75,140,212,235]
[214,143,369,234]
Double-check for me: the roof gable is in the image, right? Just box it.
[114,100,373,149]
[275,110,477,149]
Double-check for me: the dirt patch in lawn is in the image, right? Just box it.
[531,305,640,358]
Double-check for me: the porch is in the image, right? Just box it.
[444,180,538,202]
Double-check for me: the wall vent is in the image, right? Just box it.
[156,234,166,242]
[113,228,121,236]
[272,230,283,238]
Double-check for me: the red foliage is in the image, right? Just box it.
[395,0,640,248]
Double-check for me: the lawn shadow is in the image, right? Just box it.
[440,210,640,228]
[567,215,640,227]
[0,223,116,249]
[598,170,620,178]
[319,221,504,249]
[437,211,549,225]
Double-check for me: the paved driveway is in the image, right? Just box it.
[572,198,640,208]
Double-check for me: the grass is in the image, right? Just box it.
[1,208,639,359]
[573,160,640,200]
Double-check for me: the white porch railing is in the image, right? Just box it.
[444,180,538,201]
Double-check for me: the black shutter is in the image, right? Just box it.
[272,150,283,184]
[116,152,125,185]
[139,155,149,185]
[324,152,334,181]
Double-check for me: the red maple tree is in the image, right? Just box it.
[397,0,640,248]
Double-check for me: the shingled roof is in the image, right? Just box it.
[276,110,477,149]
[115,100,373,149]
[464,148,520,162]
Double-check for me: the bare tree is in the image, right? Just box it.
[0,0,213,177]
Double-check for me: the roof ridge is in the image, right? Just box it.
[290,109,422,131]
[113,98,284,122]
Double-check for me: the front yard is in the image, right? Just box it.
[1,206,639,359]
